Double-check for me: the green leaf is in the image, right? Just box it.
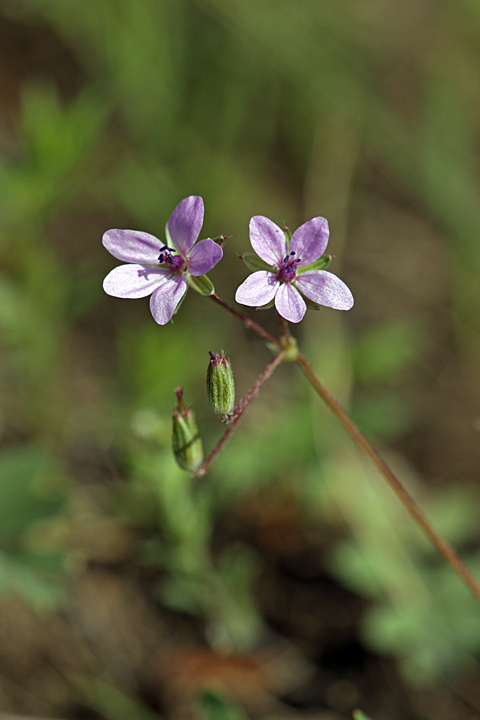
[187,273,215,296]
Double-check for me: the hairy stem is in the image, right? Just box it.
[277,312,291,341]
[210,294,281,346]
[194,349,286,477]
[296,351,480,604]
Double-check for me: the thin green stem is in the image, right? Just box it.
[194,349,286,477]
[295,350,480,605]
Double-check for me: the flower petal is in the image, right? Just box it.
[168,196,204,256]
[103,264,171,298]
[296,270,354,310]
[149,274,188,325]
[275,283,306,323]
[249,216,287,266]
[102,229,162,264]
[188,238,223,276]
[289,217,329,266]
[235,271,279,307]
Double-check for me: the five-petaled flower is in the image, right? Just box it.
[102,196,222,325]
[235,215,353,323]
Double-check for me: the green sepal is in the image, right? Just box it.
[164,221,174,248]
[258,299,275,309]
[172,289,187,316]
[240,253,275,273]
[294,282,322,311]
[297,254,332,273]
[187,273,215,296]
[302,295,322,311]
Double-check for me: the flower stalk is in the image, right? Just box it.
[210,293,281,346]
[295,351,480,605]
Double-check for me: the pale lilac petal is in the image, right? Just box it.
[235,271,279,307]
[275,283,306,323]
[289,217,329,266]
[188,239,223,276]
[103,264,171,298]
[296,270,354,310]
[168,196,204,256]
[102,229,162,264]
[249,216,287,266]
[149,274,188,325]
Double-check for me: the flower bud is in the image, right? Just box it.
[172,389,203,472]
[206,351,235,417]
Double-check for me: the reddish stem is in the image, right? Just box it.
[210,294,281,347]
[277,312,291,341]
[296,351,480,605]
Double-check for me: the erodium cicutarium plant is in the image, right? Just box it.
[101,195,480,606]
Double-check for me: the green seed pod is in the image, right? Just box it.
[207,351,235,417]
[172,389,203,472]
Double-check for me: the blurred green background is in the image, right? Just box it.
[0,1,480,718]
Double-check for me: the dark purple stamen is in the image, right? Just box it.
[279,250,301,282]
[158,245,186,272]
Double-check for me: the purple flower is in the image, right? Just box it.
[102,196,222,325]
[235,215,353,323]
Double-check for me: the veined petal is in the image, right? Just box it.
[150,274,188,325]
[275,283,306,323]
[296,270,354,310]
[188,238,223,276]
[103,264,171,298]
[168,196,204,256]
[235,271,279,307]
[102,229,162,264]
[290,217,329,266]
[249,216,287,266]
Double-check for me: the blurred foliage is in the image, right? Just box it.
[353,712,373,720]
[0,446,67,609]
[0,0,479,717]
[79,677,163,720]
[199,689,248,720]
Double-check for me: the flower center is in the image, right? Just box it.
[278,251,301,282]
[158,245,187,273]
